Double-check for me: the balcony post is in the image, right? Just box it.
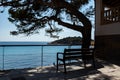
[2,46,5,70]
[41,46,43,67]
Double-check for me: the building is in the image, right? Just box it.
[95,0,120,60]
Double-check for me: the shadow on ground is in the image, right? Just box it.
[0,60,118,80]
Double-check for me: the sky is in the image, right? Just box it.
[0,1,94,42]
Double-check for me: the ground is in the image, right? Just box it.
[0,59,120,80]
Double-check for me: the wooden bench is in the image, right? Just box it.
[56,48,95,73]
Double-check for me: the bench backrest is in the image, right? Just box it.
[64,48,94,56]
[82,48,94,55]
[64,48,82,54]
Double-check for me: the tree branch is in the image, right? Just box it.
[49,16,83,32]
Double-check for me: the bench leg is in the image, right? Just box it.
[92,58,95,68]
[83,59,86,68]
[63,60,66,73]
[56,59,59,72]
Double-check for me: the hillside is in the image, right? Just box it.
[49,36,82,45]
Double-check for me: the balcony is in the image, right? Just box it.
[102,6,120,25]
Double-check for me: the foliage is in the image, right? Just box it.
[0,0,94,48]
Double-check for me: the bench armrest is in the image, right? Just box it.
[57,52,64,59]
[57,52,63,54]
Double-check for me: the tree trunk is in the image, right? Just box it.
[60,1,92,49]
[82,25,92,49]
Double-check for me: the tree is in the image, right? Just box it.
[0,0,94,49]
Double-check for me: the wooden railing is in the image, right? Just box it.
[102,6,120,24]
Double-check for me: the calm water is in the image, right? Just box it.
[0,45,81,70]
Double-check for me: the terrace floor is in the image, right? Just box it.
[0,59,120,80]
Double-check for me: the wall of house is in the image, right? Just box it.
[95,35,120,60]
[96,23,120,36]
[95,0,120,60]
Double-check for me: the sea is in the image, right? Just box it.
[0,42,81,70]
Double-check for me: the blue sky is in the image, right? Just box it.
[0,1,94,42]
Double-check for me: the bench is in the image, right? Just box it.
[56,48,95,73]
